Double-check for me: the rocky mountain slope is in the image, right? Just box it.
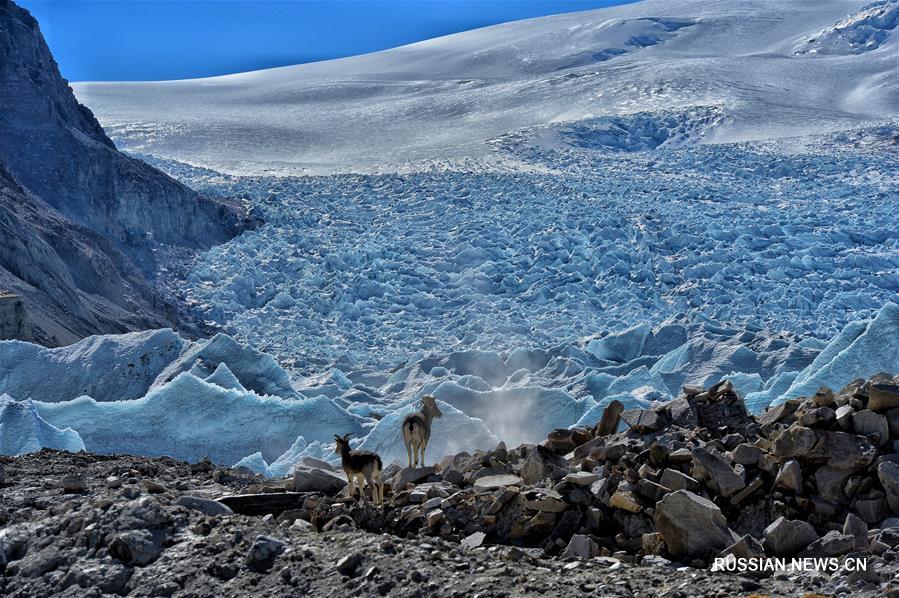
[0,0,257,345]
[0,165,175,345]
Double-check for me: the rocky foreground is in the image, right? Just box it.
[4,375,899,596]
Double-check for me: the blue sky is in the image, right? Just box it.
[21,0,631,82]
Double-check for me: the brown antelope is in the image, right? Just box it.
[333,433,384,505]
[402,395,443,468]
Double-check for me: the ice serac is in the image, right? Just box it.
[152,333,296,399]
[0,1,251,266]
[775,303,899,404]
[0,395,85,455]
[0,329,185,403]
[34,373,364,465]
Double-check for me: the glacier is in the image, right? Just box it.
[1,302,896,475]
[0,0,897,477]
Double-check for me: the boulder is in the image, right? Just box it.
[594,400,624,436]
[853,410,889,445]
[520,446,566,485]
[763,517,818,556]
[877,461,899,513]
[609,490,642,513]
[562,534,598,560]
[562,471,600,486]
[799,531,855,558]
[293,467,347,494]
[620,408,664,433]
[835,404,855,430]
[659,468,699,492]
[842,513,868,551]
[774,460,802,494]
[773,428,876,471]
[392,466,435,489]
[691,447,745,497]
[653,490,735,559]
[473,475,522,490]
[109,530,163,566]
[175,496,233,516]
[461,532,486,549]
[868,384,899,412]
[245,536,286,572]
[813,387,835,407]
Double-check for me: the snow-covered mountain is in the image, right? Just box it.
[74,0,898,175]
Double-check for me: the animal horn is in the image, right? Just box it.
[343,432,352,441]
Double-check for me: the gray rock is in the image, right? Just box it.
[0,463,5,484]
[461,531,486,549]
[245,535,286,572]
[293,467,347,494]
[521,445,567,485]
[878,461,899,513]
[842,513,868,551]
[835,404,855,430]
[109,530,163,566]
[335,552,364,577]
[691,447,745,497]
[620,408,664,433]
[814,466,849,502]
[853,495,891,524]
[869,384,899,412]
[763,517,818,556]
[393,466,435,489]
[562,471,600,486]
[175,495,234,516]
[799,531,855,557]
[774,460,802,493]
[659,468,699,492]
[886,408,899,438]
[60,473,87,493]
[773,427,876,471]
[562,534,597,559]
[853,410,889,445]
[653,490,735,559]
[813,386,835,407]
[473,474,522,490]
[728,443,764,466]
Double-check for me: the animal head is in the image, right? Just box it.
[421,395,443,419]
[333,432,352,453]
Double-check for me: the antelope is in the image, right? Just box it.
[402,395,443,468]
[333,433,384,505]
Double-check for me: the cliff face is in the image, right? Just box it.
[0,165,176,345]
[0,0,257,345]
[0,292,30,341]
[0,0,252,273]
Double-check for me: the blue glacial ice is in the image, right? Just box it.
[0,395,85,455]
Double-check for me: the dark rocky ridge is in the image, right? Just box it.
[0,0,258,345]
[0,165,175,344]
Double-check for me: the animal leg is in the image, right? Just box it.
[412,440,420,467]
[345,473,355,499]
[405,439,413,469]
[355,473,367,502]
[420,438,428,467]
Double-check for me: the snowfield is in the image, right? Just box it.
[73,0,898,175]
[1,0,897,472]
